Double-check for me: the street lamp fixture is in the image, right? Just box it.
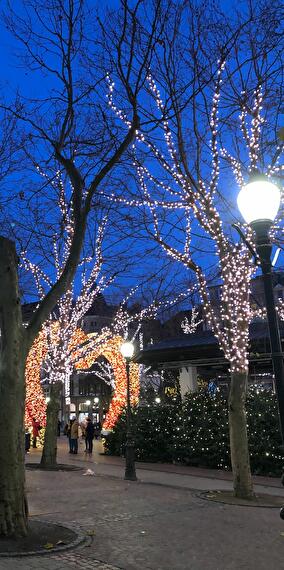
[237,176,281,225]
[155,397,161,404]
[45,396,50,403]
[237,173,284,446]
[85,400,91,406]
[120,340,137,481]
[94,397,99,404]
[120,341,135,359]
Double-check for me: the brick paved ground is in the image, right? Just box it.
[0,439,283,569]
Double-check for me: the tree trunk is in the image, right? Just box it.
[228,371,254,499]
[0,237,28,536]
[40,382,61,468]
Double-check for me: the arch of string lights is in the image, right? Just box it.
[25,328,139,431]
[74,331,139,430]
[25,330,48,428]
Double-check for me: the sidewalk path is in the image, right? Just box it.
[52,437,284,496]
[0,437,283,570]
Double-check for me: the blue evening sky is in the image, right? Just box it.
[0,0,282,305]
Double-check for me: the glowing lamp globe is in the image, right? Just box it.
[85,400,91,406]
[120,341,134,359]
[237,177,281,224]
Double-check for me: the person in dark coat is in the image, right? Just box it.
[32,418,41,448]
[25,428,31,453]
[66,418,74,453]
[85,417,95,454]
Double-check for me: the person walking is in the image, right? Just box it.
[32,418,41,448]
[25,427,31,453]
[81,419,88,452]
[85,417,95,454]
[70,417,79,454]
[66,419,73,453]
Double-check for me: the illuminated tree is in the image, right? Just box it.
[134,84,282,499]
[23,173,117,467]
[26,232,189,465]
[103,3,283,499]
[23,169,183,465]
[25,207,192,461]
[0,0,164,536]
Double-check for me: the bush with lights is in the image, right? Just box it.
[104,386,284,476]
[135,402,181,462]
[104,400,181,462]
[170,389,230,469]
[246,387,284,476]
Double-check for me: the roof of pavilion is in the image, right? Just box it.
[135,321,284,369]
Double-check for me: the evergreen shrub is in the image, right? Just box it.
[103,387,284,476]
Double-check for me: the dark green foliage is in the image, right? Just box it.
[171,390,230,469]
[134,403,181,462]
[246,388,284,476]
[104,402,181,462]
[103,414,127,457]
[103,387,284,476]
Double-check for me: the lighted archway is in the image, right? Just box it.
[25,330,48,428]
[25,328,140,431]
[73,331,139,430]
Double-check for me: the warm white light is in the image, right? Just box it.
[94,397,99,404]
[85,400,91,406]
[45,396,50,403]
[155,397,161,404]
[237,179,281,224]
[120,340,135,359]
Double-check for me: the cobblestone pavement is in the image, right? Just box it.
[0,441,284,569]
[0,553,122,570]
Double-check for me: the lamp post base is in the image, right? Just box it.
[124,434,137,481]
[124,472,137,481]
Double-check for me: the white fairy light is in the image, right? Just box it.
[104,65,283,376]
[181,307,203,334]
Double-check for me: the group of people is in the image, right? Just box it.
[64,417,101,454]
[25,416,102,455]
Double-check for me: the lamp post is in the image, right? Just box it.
[120,340,137,481]
[85,399,91,418]
[94,396,99,424]
[237,173,284,442]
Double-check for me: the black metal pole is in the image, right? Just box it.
[252,220,284,444]
[124,359,137,481]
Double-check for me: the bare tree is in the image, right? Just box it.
[23,174,116,468]
[103,0,284,499]
[0,0,165,537]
